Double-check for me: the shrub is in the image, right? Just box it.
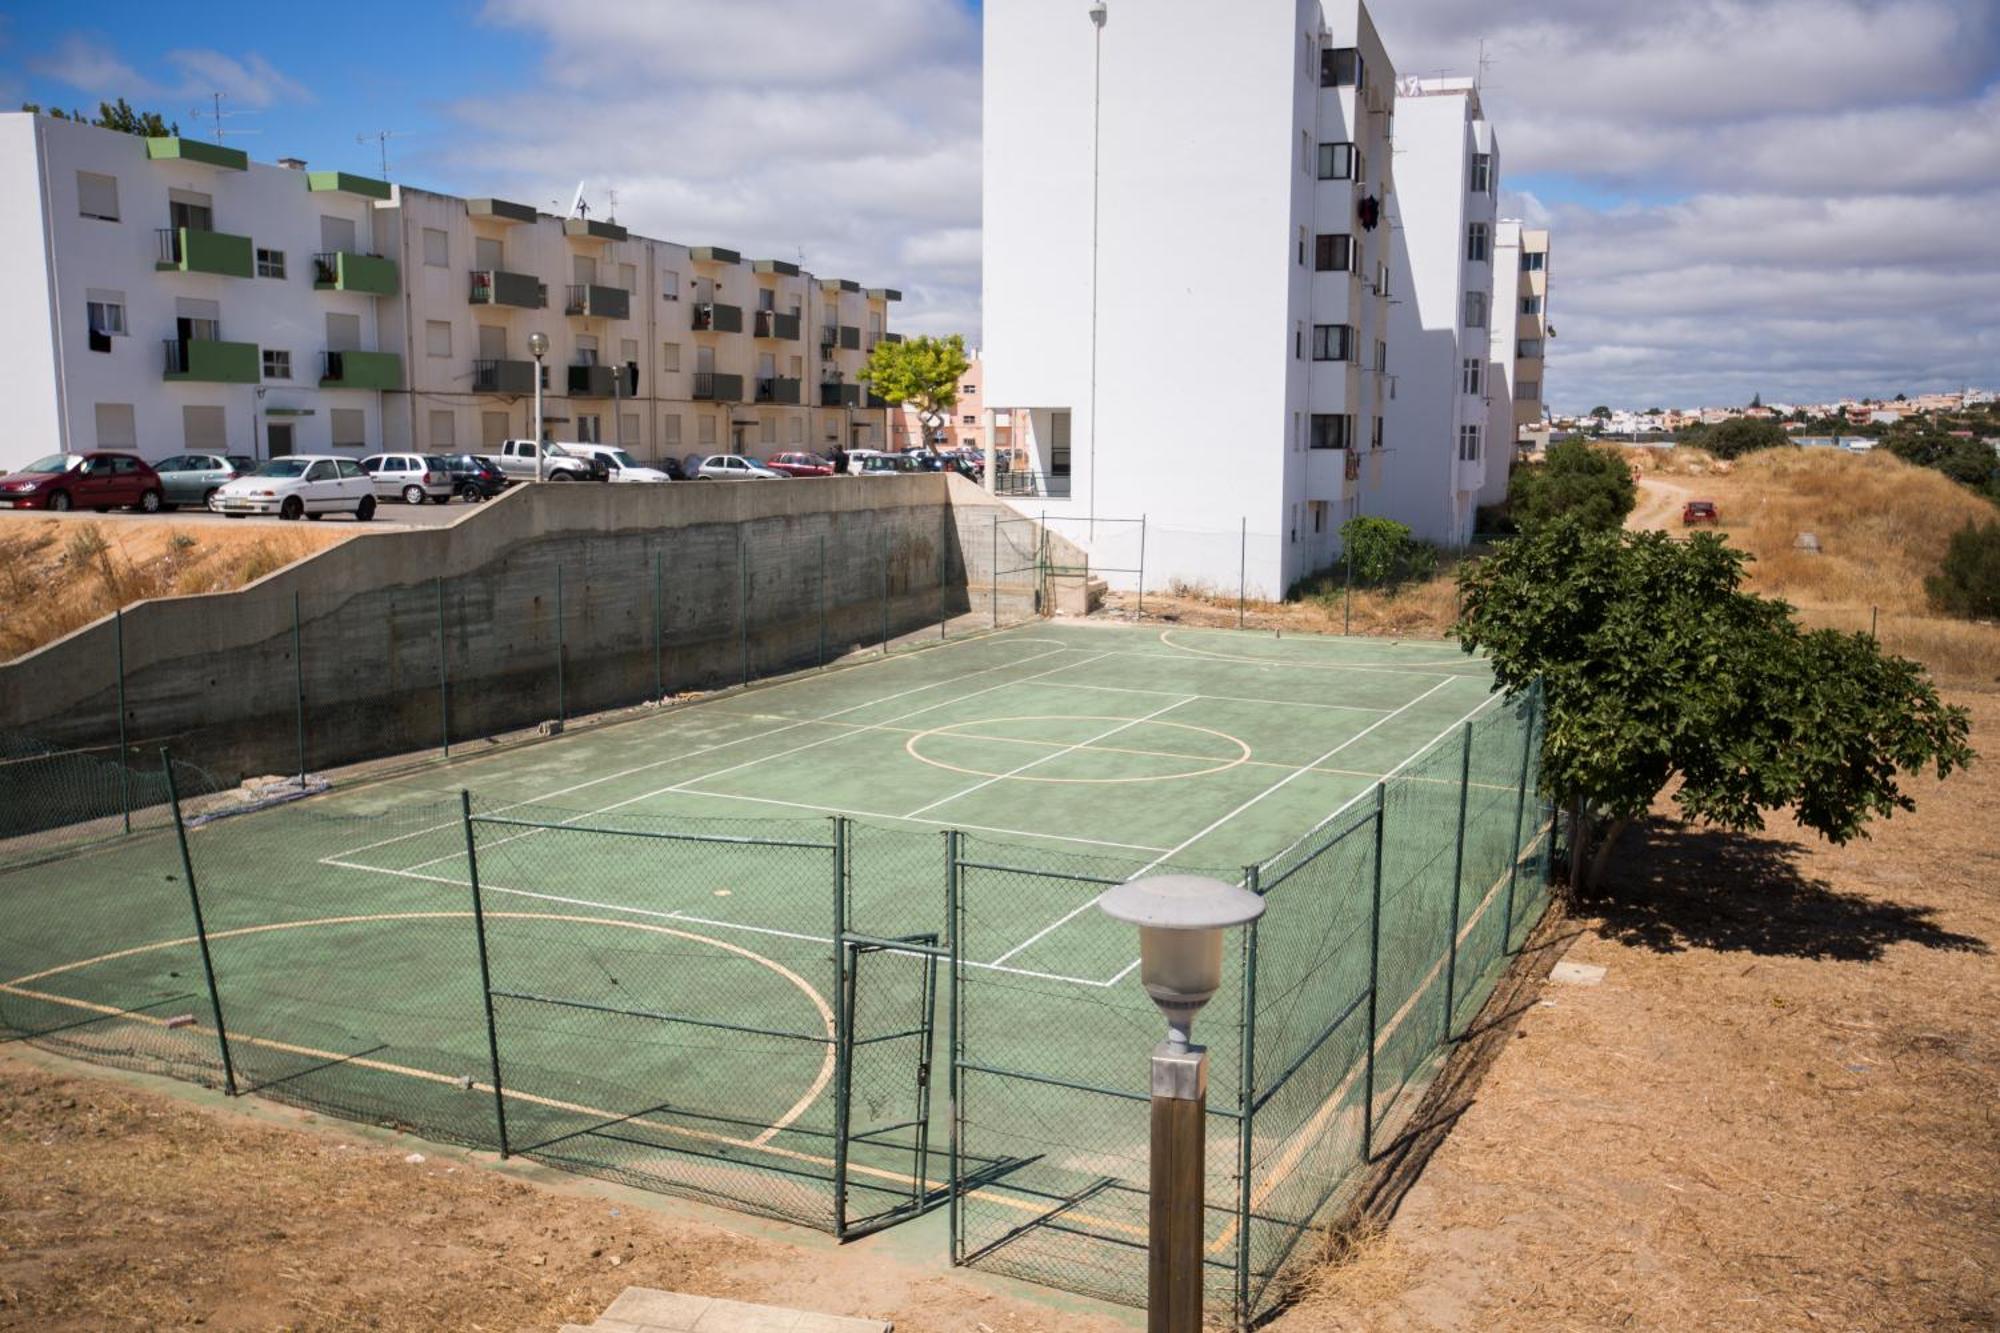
[1682,417,1792,460]
[1508,439,1636,533]
[1926,520,2000,619]
[1286,516,1439,602]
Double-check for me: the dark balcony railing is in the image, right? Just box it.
[693,372,744,402]
[568,363,615,397]
[755,310,802,340]
[819,325,839,347]
[819,381,861,408]
[755,376,802,405]
[565,283,631,320]
[469,270,547,309]
[691,301,743,333]
[472,358,537,394]
[993,469,1072,499]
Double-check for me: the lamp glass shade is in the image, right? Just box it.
[528,331,550,358]
[1137,923,1223,1012]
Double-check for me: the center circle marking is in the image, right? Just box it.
[904,715,1253,784]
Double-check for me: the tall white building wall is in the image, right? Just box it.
[1480,220,1524,513]
[0,116,64,458]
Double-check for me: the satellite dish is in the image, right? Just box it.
[567,181,588,219]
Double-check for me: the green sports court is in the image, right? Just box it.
[0,618,1551,1325]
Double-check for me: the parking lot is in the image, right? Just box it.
[0,496,473,530]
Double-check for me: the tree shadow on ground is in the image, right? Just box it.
[1589,816,1987,962]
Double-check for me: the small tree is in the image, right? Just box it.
[1507,438,1636,533]
[23,99,178,136]
[1457,517,1974,888]
[1926,520,2000,619]
[1696,416,1791,459]
[857,334,971,448]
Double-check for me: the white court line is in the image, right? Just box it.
[397,651,1114,873]
[322,635,1077,863]
[898,696,1197,819]
[1029,679,1395,714]
[987,673,1467,972]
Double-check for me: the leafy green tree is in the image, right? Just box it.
[1589,405,1612,420]
[1926,520,2000,619]
[1457,517,1974,888]
[1507,438,1636,533]
[23,99,178,136]
[858,333,971,446]
[1690,416,1791,459]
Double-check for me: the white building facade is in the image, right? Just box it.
[1379,77,1498,547]
[1476,221,1553,514]
[0,112,899,473]
[982,0,1397,596]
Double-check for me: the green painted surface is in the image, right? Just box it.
[145,136,248,170]
[319,349,403,390]
[305,170,392,200]
[157,227,253,278]
[164,338,259,383]
[316,251,399,296]
[468,197,537,224]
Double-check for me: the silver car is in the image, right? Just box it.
[359,453,456,504]
[151,453,257,510]
[693,453,783,480]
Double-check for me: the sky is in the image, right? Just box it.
[3,0,1996,414]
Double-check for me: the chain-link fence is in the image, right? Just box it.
[952,682,1552,1326]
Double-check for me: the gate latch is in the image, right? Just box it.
[916,1061,931,1089]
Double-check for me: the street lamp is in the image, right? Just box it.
[1099,874,1264,1333]
[527,331,550,481]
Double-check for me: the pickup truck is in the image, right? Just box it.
[495,438,601,482]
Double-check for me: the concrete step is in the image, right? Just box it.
[595,1286,892,1331]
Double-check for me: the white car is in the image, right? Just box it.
[359,453,456,504]
[574,445,672,483]
[692,453,782,480]
[213,456,376,521]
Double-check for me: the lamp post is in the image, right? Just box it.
[528,330,550,481]
[1099,874,1265,1333]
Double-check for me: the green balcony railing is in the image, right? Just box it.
[693,372,744,402]
[469,270,547,309]
[162,338,259,384]
[155,227,253,278]
[145,136,246,171]
[319,349,404,390]
[755,376,802,405]
[312,250,400,296]
[564,284,631,320]
[693,302,743,334]
[472,359,537,394]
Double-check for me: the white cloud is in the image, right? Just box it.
[30,34,154,99]
[28,33,309,117]
[165,50,312,109]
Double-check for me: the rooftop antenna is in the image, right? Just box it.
[191,92,258,142]
[605,187,618,223]
[355,130,407,179]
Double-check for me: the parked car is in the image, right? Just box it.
[148,453,255,510]
[854,451,919,476]
[494,438,600,482]
[360,453,456,504]
[573,444,673,483]
[692,454,783,480]
[439,453,508,501]
[0,451,164,513]
[213,456,376,521]
[1681,500,1720,526]
[766,451,834,478]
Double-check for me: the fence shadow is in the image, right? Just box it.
[1589,817,1987,962]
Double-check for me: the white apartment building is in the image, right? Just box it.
[983,0,1397,595]
[0,112,900,473]
[1379,76,1498,548]
[1478,220,1552,513]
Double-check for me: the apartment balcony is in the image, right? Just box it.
[305,170,391,200]
[692,372,744,402]
[144,136,246,171]
[838,325,861,351]
[472,358,537,394]
[819,381,861,408]
[319,349,403,390]
[565,283,631,320]
[818,324,839,349]
[564,217,628,243]
[311,250,399,296]
[692,301,743,333]
[155,227,253,278]
[568,363,616,397]
[467,197,537,225]
[754,310,801,340]
[864,390,890,410]
[692,246,742,266]
[1304,444,1361,501]
[754,376,802,405]
[469,270,547,309]
[881,331,904,345]
[753,258,799,277]
[161,337,258,384]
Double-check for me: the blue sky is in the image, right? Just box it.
[5,0,1997,413]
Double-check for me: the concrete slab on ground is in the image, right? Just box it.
[583,1286,893,1332]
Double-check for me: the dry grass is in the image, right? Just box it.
[0,518,343,662]
[1619,443,1734,478]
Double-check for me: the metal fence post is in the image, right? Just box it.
[436,577,449,758]
[1237,517,1247,630]
[461,790,510,1158]
[989,513,1001,630]
[1502,696,1536,950]
[818,534,829,668]
[945,828,964,1263]
[292,590,306,785]
[1235,864,1260,1325]
[739,534,751,687]
[653,546,665,701]
[1137,514,1147,616]
[114,607,130,833]
[1343,542,1353,636]
[1443,719,1473,1042]
[939,508,950,641]
[880,526,891,656]
[830,815,851,1231]
[165,748,236,1097]
[554,564,566,724]
[1363,782,1385,1160]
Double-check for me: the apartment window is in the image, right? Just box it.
[1469,153,1492,193]
[183,405,226,450]
[1371,418,1384,450]
[663,414,682,446]
[962,414,977,425]
[1290,502,1299,544]
[330,408,365,450]
[789,355,804,378]
[621,413,640,444]
[168,189,214,234]
[1522,251,1545,272]
[481,411,509,448]
[77,171,119,221]
[1373,260,1390,297]
[790,416,804,444]
[430,410,456,449]
[662,270,680,300]
[1310,413,1354,450]
[86,292,127,343]
[1320,47,1362,88]
[619,262,638,292]
[661,341,681,372]
[1374,340,1388,373]
[256,248,286,280]
[422,227,449,268]
[1297,226,1308,265]
[1314,233,1354,272]
[1466,222,1489,263]
[95,403,137,448]
[1049,409,1072,479]
[1317,142,1356,180]
[760,416,777,445]
[1518,337,1545,358]
[698,415,717,446]
[1464,292,1488,328]
[1300,130,1312,174]
[577,415,602,444]
[1516,380,1541,401]
[425,320,452,357]
[1294,322,1303,359]
[1312,324,1355,362]
[1521,295,1544,316]
[1312,501,1326,534]
[262,349,292,380]
[1459,424,1481,461]
[1462,358,1482,395]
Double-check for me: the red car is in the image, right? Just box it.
[766,451,834,478]
[0,451,165,513]
[1681,500,1719,526]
